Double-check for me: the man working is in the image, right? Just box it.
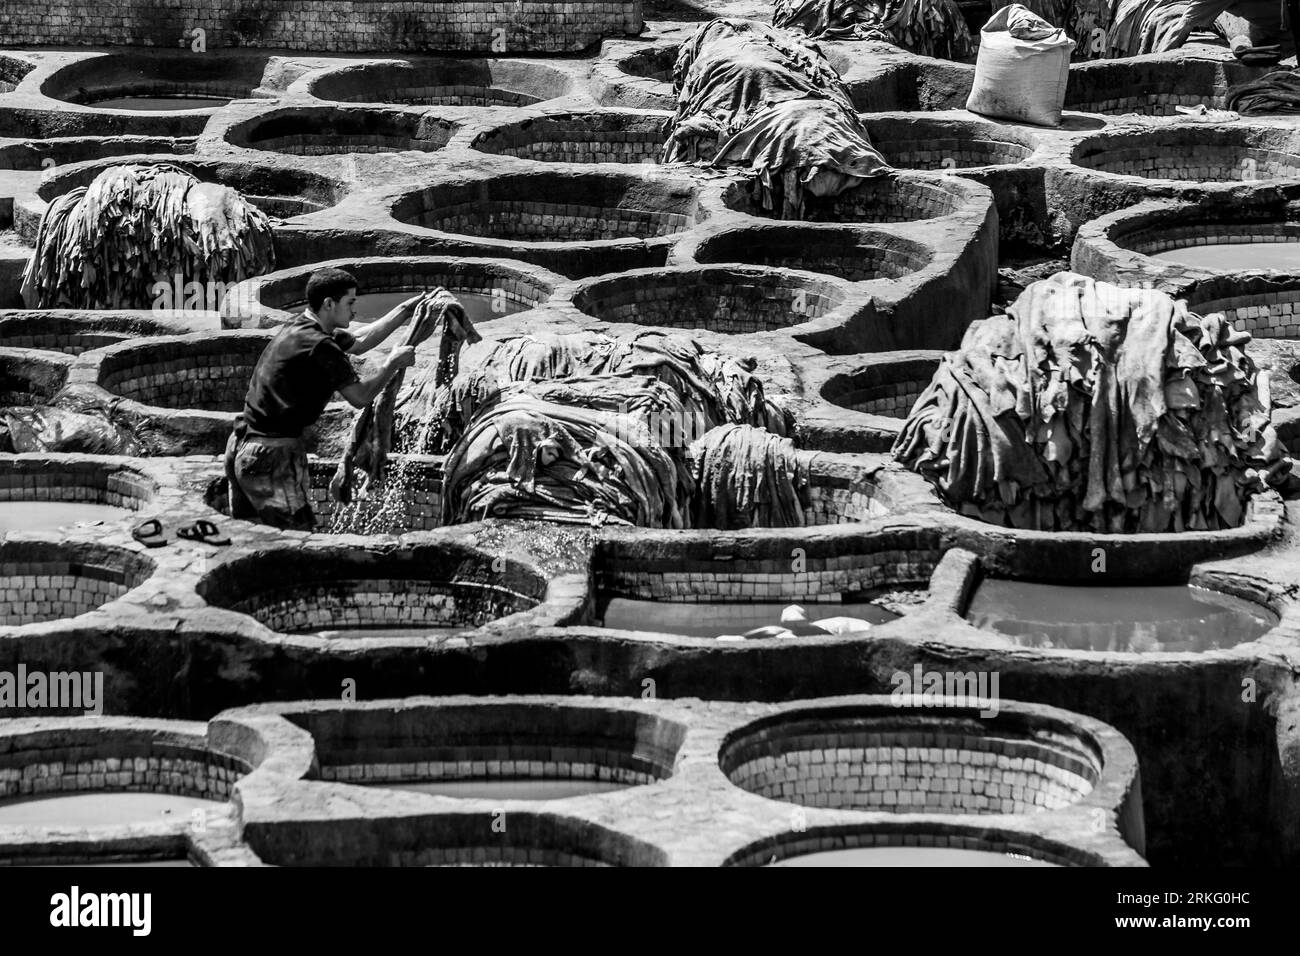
[225,267,419,530]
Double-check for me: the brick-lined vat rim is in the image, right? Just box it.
[718,696,1139,822]
[219,255,565,330]
[0,452,159,514]
[683,222,935,283]
[0,347,73,404]
[952,551,1287,655]
[815,351,944,432]
[0,716,249,850]
[1068,123,1300,184]
[722,820,1133,866]
[860,114,1043,171]
[79,329,274,420]
[279,697,688,787]
[0,135,198,172]
[719,168,990,225]
[926,489,1285,583]
[0,312,178,354]
[570,264,856,333]
[387,168,703,251]
[36,51,277,112]
[241,808,672,866]
[30,154,348,221]
[0,537,157,629]
[1063,54,1271,117]
[223,105,460,157]
[192,537,572,645]
[305,57,578,106]
[1071,193,1300,287]
[467,108,674,164]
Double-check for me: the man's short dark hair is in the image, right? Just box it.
[306,268,358,311]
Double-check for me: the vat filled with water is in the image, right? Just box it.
[1150,241,1299,271]
[288,290,525,324]
[771,847,1058,867]
[965,580,1275,652]
[596,597,898,637]
[0,502,134,536]
[91,96,231,111]
[369,778,632,800]
[0,792,223,827]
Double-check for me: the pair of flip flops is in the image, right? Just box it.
[131,518,231,548]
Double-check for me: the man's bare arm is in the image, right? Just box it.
[346,294,423,355]
[338,347,417,408]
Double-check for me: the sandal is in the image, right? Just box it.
[176,519,231,546]
[131,518,168,548]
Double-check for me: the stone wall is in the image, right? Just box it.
[0,0,643,54]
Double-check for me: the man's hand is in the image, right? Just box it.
[395,293,424,318]
[388,345,417,372]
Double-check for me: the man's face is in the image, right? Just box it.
[321,288,359,327]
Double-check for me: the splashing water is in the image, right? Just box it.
[324,419,440,535]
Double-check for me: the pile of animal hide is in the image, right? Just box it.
[663,18,891,218]
[21,163,275,310]
[772,0,976,60]
[395,329,785,455]
[1227,69,1300,114]
[893,272,1291,532]
[330,289,480,505]
[439,391,810,529]
[690,423,810,529]
[1016,0,1114,58]
[440,394,694,527]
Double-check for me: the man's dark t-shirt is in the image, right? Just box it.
[242,316,359,438]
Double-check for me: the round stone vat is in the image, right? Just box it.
[0,136,197,172]
[0,455,157,537]
[846,60,975,112]
[572,266,846,332]
[95,333,270,413]
[964,577,1278,652]
[822,355,941,419]
[227,106,457,156]
[595,520,936,640]
[1065,57,1252,116]
[862,117,1036,170]
[39,52,272,109]
[1071,126,1300,182]
[0,350,70,405]
[720,702,1109,814]
[34,157,346,223]
[225,256,555,329]
[392,171,700,244]
[1125,220,1300,272]
[726,824,1114,867]
[248,812,668,866]
[471,111,671,164]
[722,173,972,223]
[618,45,677,83]
[692,226,932,282]
[205,455,443,535]
[0,721,249,826]
[308,58,574,106]
[592,43,678,110]
[0,54,34,93]
[0,314,170,355]
[195,542,547,636]
[0,540,154,626]
[1177,273,1300,340]
[289,699,685,800]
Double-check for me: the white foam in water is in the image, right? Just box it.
[1149,241,1300,271]
[771,847,1059,867]
[0,502,133,535]
[0,792,224,827]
